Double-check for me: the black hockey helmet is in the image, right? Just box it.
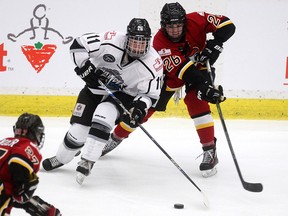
[160,2,186,42]
[13,113,45,149]
[125,18,152,58]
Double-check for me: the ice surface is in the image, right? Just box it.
[1,117,287,216]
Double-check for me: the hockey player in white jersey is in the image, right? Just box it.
[42,18,163,184]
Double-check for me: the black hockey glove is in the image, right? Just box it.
[14,195,62,216]
[74,60,99,88]
[123,100,147,128]
[13,174,39,203]
[199,39,223,65]
[96,67,126,91]
[197,82,226,104]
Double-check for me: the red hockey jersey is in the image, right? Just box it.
[153,11,234,90]
[0,137,42,196]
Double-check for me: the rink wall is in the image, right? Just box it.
[0,95,287,120]
[0,0,288,119]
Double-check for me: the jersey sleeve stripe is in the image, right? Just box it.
[71,53,77,65]
[8,157,34,174]
[178,61,195,80]
[144,80,152,94]
[218,20,233,29]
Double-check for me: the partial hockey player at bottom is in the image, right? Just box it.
[102,135,219,178]
[12,195,61,216]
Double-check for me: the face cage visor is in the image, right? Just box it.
[125,35,151,58]
[37,131,45,150]
[13,126,45,149]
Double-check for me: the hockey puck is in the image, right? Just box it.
[174,203,184,209]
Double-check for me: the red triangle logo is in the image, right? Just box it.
[21,42,57,73]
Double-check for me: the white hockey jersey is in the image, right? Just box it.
[70,31,163,108]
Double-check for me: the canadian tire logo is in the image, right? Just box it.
[0,43,7,72]
[6,4,72,73]
[286,57,288,79]
[21,42,56,73]
[285,57,288,85]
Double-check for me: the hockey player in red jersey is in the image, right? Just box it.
[0,113,61,216]
[102,2,236,177]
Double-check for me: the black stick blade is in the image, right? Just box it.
[243,182,263,192]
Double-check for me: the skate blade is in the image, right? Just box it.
[202,167,217,178]
[76,172,86,185]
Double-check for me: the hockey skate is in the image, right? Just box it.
[199,146,218,178]
[42,156,64,171]
[42,151,80,171]
[76,159,94,185]
[101,133,123,156]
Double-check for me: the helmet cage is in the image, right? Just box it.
[125,18,152,58]
[125,35,151,58]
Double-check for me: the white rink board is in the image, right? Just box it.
[0,0,287,98]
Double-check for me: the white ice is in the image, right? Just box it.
[1,117,287,216]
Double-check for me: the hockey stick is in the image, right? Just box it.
[29,196,61,216]
[206,61,263,192]
[30,197,46,211]
[29,197,48,213]
[98,80,209,207]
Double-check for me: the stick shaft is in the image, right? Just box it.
[206,61,263,192]
[98,80,205,194]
